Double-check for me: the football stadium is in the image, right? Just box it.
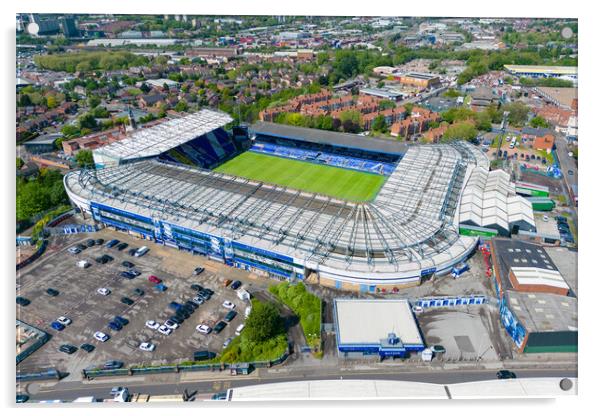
[64,109,535,292]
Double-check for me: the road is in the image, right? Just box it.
[24,366,576,402]
[555,135,578,206]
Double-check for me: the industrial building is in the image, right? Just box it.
[503,65,578,83]
[65,109,535,291]
[333,299,424,358]
[22,133,61,154]
[490,238,577,353]
[394,72,441,89]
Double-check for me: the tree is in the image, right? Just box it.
[18,94,32,107]
[174,100,188,112]
[379,100,396,111]
[529,115,549,128]
[16,157,24,169]
[474,111,493,131]
[78,113,98,130]
[372,115,388,133]
[75,150,94,168]
[140,83,151,94]
[244,301,283,343]
[87,95,101,108]
[61,124,81,138]
[339,110,362,133]
[441,121,478,142]
[503,102,530,127]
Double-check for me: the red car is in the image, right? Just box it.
[148,275,162,284]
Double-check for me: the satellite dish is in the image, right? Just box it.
[27,22,39,36]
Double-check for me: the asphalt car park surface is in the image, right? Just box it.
[16,236,251,377]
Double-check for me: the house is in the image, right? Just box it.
[138,93,167,109]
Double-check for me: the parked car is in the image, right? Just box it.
[223,279,233,287]
[190,284,203,292]
[94,331,109,342]
[556,216,568,223]
[191,296,205,306]
[97,287,111,296]
[103,254,114,262]
[168,302,183,312]
[496,370,517,379]
[129,269,141,277]
[568,170,574,175]
[50,321,65,331]
[213,321,227,334]
[193,267,205,275]
[116,243,128,251]
[85,239,95,247]
[146,320,160,330]
[80,343,95,353]
[169,315,184,324]
[196,324,212,335]
[120,297,134,306]
[182,304,195,315]
[175,309,190,320]
[106,239,119,248]
[122,261,135,268]
[164,319,179,330]
[46,288,59,297]
[224,310,237,322]
[148,275,162,284]
[68,246,81,255]
[235,324,245,336]
[128,248,138,256]
[222,301,236,310]
[431,345,446,353]
[77,260,91,269]
[114,316,129,326]
[193,350,216,361]
[134,246,149,257]
[16,297,30,306]
[59,344,78,354]
[16,394,30,403]
[102,360,123,370]
[157,325,172,335]
[139,342,156,352]
[133,288,145,297]
[57,316,72,326]
[222,337,233,349]
[108,321,123,331]
[185,300,198,310]
[121,271,135,279]
[95,256,108,264]
[95,238,105,245]
[230,280,242,290]
[154,283,168,292]
[76,243,87,251]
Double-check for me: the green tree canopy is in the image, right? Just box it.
[244,301,284,343]
[75,150,94,168]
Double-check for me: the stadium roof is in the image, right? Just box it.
[334,299,423,346]
[251,121,408,155]
[503,65,578,76]
[66,141,486,280]
[94,109,232,162]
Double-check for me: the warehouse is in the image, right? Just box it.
[503,65,578,82]
[490,238,577,353]
[333,299,424,358]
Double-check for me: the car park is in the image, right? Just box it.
[157,325,172,335]
[106,239,119,248]
[16,296,30,306]
[222,301,235,310]
[122,261,135,268]
[46,288,59,297]
[139,342,156,352]
[97,287,111,296]
[57,316,72,326]
[182,304,195,314]
[213,321,227,334]
[196,324,212,334]
[120,297,134,306]
[81,343,95,353]
[50,321,65,331]
[145,320,160,330]
[224,310,237,322]
[59,344,78,354]
[230,280,242,290]
[193,350,216,361]
[193,267,205,275]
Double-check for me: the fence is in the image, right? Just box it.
[81,352,289,379]
[16,239,48,271]
[17,368,61,382]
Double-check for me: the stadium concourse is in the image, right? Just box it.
[64,109,535,292]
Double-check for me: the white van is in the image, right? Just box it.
[77,260,90,269]
[236,289,250,301]
[134,246,149,257]
[244,306,252,319]
[235,324,245,336]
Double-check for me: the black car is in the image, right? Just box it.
[230,280,242,290]
[568,170,574,175]
[185,300,198,310]
[108,321,123,331]
[191,284,203,292]
[224,310,237,322]
[175,309,190,320]
[76,243,87,251]
[193,267,205,275]
[103,254,114,262]
[16,296,30,306]
[95,238,105,245]
[102,360,123,370]
[59,344,78,354]
[106,239,120,248]
[133,288,145,297]
[555,216,568,223]
[170,315,184,324]
[80,343,95,353]
[114,316,129,326]
[85,239,96,247]
[122,261,135,268]
[121,271,135,279]
[116,243,128,251]
[204,288,215,296]
[16,394,29,403]
[95,256,108,264]
[496,370,517,379]
[213,321,227,334]
[182,304,195,315]
[128,248,138,256]
[193,350,216,361]
[46,288,59,297]
[120,297,134,306]
[129,269,141,277]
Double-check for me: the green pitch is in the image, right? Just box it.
[214,152,386,201]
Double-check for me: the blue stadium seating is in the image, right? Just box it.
[250,142,395,176]
[157,128,237,169]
